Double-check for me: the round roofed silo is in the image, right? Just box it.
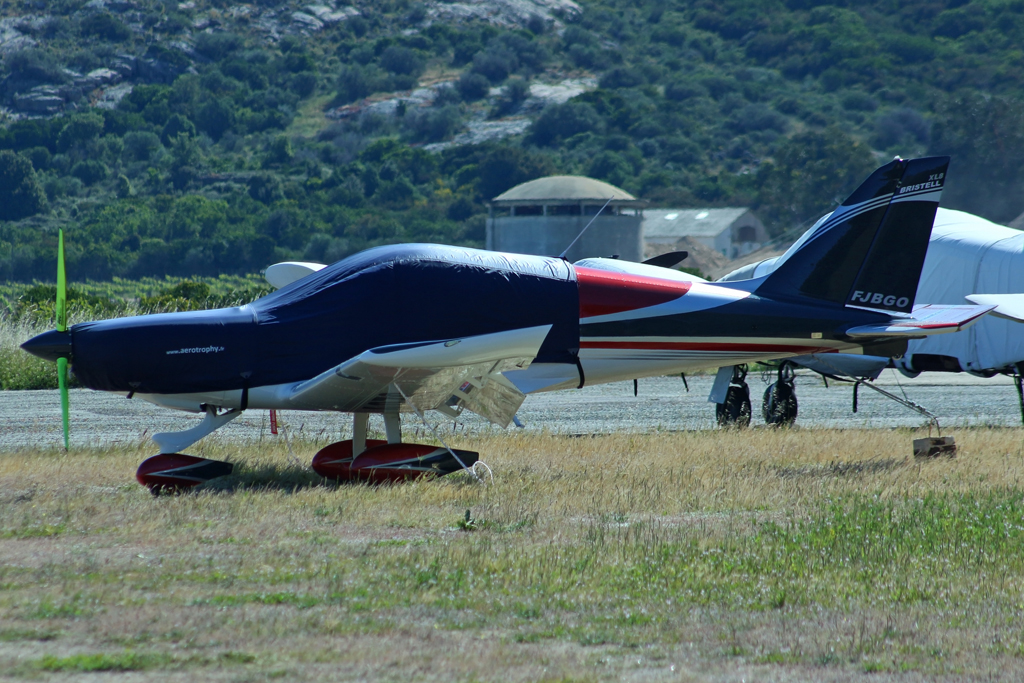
[486,176,645,262]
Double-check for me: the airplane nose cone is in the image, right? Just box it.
[21,329,72,362]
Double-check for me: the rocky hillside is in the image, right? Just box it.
[1,0,1022,284]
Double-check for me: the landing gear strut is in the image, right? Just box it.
[716,364,751,428]
[1013,368,1023,427]
[762,361,798,426]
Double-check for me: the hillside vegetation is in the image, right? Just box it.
[1,0,1023,284]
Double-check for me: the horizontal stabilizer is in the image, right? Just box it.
[642,251,689,269]
[845,304,993,338]
[965,294,1024,323]
[265,261,326,289]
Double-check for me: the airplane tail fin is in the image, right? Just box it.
[757,156,949,314]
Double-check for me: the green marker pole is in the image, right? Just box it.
[58,357,69,450]
[56,229,69,450]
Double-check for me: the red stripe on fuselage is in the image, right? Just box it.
[580,341,826,353]
[576,267,690,318]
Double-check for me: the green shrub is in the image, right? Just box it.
[0,151,47,220]
[70,159,108,185]
[56,113,105,153]
[528,101,604,146]
[456,72,490,101]
[79,13,131,42]
[380,46,424,77]
[0,347,58,390]
[160,114,196,146]
[195,32,244,60]
[23,146,52,171]
[3,49,68,84]
[122,131,161,162]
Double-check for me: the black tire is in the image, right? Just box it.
[762,381,798,426]
[716,384,751,428]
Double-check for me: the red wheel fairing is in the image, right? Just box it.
[136,453,234,493]
[311,441,478,483]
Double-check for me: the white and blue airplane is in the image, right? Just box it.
[22,156,994,490]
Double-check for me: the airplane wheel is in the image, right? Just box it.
[762,362,798,426]
[716,384,751,428]
[762,381,798,426]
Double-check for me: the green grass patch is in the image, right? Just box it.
[756,650,803,665]
[285,93,334,138]
[30,650,255,672]
[2,523,65,539]
[193,592,322,609]
[36,651,170,672]
[28,594,96,620]
[0,627,60,642]
[861,658,893,673]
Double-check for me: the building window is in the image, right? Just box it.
[512,205,543,216]
[737,225,756,242]
[583,205,617,216]
[548,204,582,216]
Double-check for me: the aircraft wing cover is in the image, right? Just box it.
[906,209,1024,372]
[284,325,552,427]
[964,294,1024,323]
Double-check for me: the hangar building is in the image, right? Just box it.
[642,208,768,259]
[486,176,645,262]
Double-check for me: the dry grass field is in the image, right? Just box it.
[3,427,1024,682]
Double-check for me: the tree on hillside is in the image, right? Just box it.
[160,114,197,146]
[527,101,604,147]
[56,112,105,153]
[0,151,47,221]
[929,93,1024,224]
[755,127,876,236]
[476,146,556,200]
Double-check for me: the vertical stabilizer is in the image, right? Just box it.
[845,156,948,313]
[757,158,904,304]
[757,156,949,314]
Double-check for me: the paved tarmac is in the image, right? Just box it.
[1,369,1021,452]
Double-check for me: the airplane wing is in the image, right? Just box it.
[281,325,552,428]
[965,294,1024,323]
[845,304,994,338]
